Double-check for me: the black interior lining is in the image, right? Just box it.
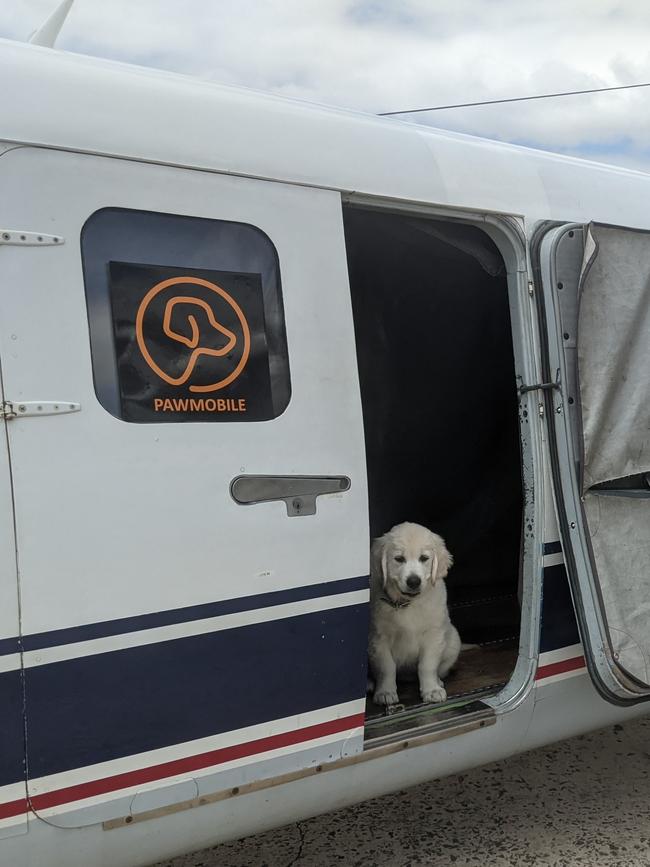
[343,207,523,649]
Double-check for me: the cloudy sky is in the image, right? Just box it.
[2,0,650,171]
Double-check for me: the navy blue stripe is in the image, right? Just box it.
[22,603,369,781]
[0,670,26,787]
[543,540,562,555]
[2,575,369,656]
[0,637,20,656]
[540,562,580,653]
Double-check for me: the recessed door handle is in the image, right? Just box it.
[230,475,351,516]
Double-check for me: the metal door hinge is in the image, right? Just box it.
[0,230,64,246]
[1,401,80,419]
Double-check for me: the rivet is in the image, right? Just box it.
[1,233,10,241]
[125,816,133,824]
[37,236,43,242]
[231,786,240,795]
[563,332,570,340]
[20,235,26,241]
[568,230,575,238]
[557,282,563,290]
[568,397,574,405]
[18,405,25,412]
[53,237,59,243]
[69,404,75,410]
[570,522,576,529]
[37,405,42,411]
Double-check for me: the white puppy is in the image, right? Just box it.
[368,522,461,706]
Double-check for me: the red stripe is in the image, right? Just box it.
[535,655,586,681]
[0,797,28,821]
[0,712,365,820]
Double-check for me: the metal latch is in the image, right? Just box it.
[517,381,560,396]
[231,474,351,517]
[1,401,80,419]
[0,230,64,246]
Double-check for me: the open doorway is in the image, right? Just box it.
[343,206,523,726]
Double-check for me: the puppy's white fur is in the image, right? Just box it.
[368,522,461,706]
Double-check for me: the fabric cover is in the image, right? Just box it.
[584,494,650,683]
[579,224,650,490]
[578,223,650,684]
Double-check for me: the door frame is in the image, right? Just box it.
[344,193,545,715]
[532,220,650,705]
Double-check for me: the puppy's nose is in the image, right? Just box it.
[406,574,421,590]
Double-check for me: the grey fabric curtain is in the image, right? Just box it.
[583,494,650,683]
[577,223,650,684]
[578,224,650,491]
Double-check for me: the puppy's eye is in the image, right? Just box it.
[419,554,430,563]
[394,555,406,564]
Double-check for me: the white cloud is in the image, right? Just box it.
[2,0,650,170]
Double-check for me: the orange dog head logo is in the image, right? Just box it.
[135,276,251,393]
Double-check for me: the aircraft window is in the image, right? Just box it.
[80,208,290,422]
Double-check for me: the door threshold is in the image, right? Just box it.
[363,696,496,748]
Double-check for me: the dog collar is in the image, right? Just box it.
[380,594,411,609]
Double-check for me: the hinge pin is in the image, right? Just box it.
[0,231,64,247]
[1,400,80,419]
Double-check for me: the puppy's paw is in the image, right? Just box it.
[421,686,447,704]
[373,688,399,706]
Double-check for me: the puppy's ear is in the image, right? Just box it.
[380,542,389,587]
[433,537,453,580]
[371,536,390,587]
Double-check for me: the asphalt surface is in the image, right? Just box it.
[155,716,650,867]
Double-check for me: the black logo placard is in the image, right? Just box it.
[109,262,273,421]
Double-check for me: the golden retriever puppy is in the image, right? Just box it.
[368,522,461,706]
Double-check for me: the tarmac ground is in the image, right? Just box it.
[155,716,650,867]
